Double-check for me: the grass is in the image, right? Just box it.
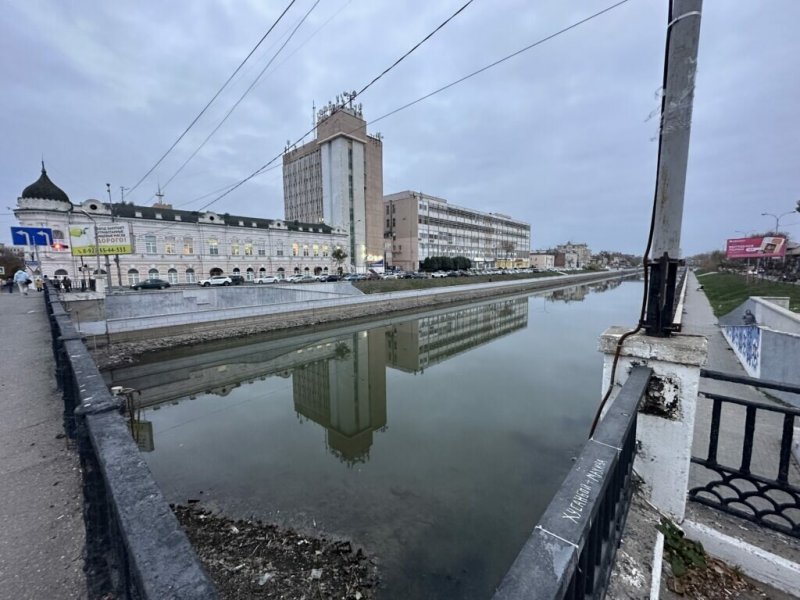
[353,271,560,294]
[698,271,800,316]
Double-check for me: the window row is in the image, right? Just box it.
[126,266,334,285]
[132,235,337,258]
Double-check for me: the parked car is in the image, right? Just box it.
[254,275,280,284]
[229,275,245,285]
[324,275,341,282]
[431,271,447,278]
[131,278,171,290]
[199,275,232,287]
[289,274,316,284]
[382,273,398,280]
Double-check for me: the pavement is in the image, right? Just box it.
[0,290,87,599]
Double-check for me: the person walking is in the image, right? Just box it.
[35,278,44,292]
[63,276,72,292]
[13,269,30,295]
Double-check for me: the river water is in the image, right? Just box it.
[107,276,641,599]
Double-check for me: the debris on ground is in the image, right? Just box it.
[173,504,379,600]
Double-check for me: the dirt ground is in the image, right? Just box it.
[173,505,380,600]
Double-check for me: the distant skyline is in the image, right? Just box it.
[2,0,798,255]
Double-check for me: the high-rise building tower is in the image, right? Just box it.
[283,98,384,272]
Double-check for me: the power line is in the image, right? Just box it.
[196,0,632,213]
[161,0,321,191]
[192,0,479,212]
[126,0,298,196]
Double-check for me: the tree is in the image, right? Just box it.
[331,247,348,274]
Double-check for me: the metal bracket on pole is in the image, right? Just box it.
[644,253,684,337]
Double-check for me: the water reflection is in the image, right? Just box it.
[107,296,529,463]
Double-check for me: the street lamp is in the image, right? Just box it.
[74,208,112,292]
[760,211,795,235]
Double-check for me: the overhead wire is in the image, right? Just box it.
[126,0,298,196]
[194,0,633,214]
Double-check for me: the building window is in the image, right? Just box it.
[292,243,299,257]
[322,244,329,257]
[258,243,266,257]
[246,268,254,282]
[231,240,240,256]
[244,242,253,256]
[303,244,309,257]
[183,237,193,255]
[209,239,219,255]
[167,268,178,284]
[164,237,175,254]
[186,268,196,283]
[145,235,157,254]
[313,244,319,257]
[127,269,139,286]
[148,268,159,281]
[277,243,284,257]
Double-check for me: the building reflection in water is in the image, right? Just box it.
[108,296,530,463]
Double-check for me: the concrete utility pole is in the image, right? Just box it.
[645,0,703,336]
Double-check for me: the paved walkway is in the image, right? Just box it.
[682,271,800,565]
[0,290,86,599]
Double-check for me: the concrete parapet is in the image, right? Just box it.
[599,327,708,521]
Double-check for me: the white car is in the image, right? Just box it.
[254,276,279,284]
[198,275,232,287]
[431,271,448,278]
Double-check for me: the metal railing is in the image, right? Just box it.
[493,367,652,599]
[43,283,218,599]
[690,369,800,538]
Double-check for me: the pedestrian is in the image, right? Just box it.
[35,278,43,292]
[13,269,30,295]
[742,309,756,326]
[64,276,72,292]
[4,277,13,293]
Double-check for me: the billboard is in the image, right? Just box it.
[70,223,133,256]
[726,236,786,259]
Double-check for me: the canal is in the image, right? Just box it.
[106,276,641,599]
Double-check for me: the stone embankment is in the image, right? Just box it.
[95,270,637,368]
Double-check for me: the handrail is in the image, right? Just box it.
[43,282,218,599]
[493,366,652,599]
[700,368,800,395]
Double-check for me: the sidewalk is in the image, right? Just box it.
[682,271,800,567]
[0,291,86,599]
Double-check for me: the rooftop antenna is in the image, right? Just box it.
[155,182,164,204]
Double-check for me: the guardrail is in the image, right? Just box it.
[493,366,652,599]
[43,282,218,599]
[690,369,800,538]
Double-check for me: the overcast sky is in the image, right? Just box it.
[2,0,798,255]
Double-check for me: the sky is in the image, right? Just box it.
[1,0,798,255]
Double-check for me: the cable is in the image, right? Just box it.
[195,0,632,214]
[126,0,298,196]
[160,0,321,191]
[588,0,672,438]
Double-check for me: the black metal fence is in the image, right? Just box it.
[493,366,652,599]
[690,369,800,538]
[44,283,218,599]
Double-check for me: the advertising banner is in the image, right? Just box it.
[726,236,786,259]
[70,223,133,256]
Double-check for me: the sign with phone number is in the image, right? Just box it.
[73,245,133,256]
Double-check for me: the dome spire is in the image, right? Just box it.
[21,162,70,203]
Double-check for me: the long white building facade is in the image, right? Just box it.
[12,165,349,287]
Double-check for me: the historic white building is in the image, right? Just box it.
[12,165,349,287]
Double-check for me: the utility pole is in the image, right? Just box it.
[645,0,703,336]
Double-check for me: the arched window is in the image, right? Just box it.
[258,267,266,275]
[54,268,68,280]
[186,268,196,284]
[294,267,300,274]
[277,267,285,279]
[246,267,254,282]
[303,267,310,273]
[127,269,140,286]
[232,267,241,275]
[167,268,178,284]
[148,268,159,280]
[210,267,223,276]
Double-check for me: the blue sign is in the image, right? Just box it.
[10,227,54,246]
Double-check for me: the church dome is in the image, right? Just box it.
[21,163,70,203]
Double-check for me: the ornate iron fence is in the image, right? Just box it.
[43,283,218,599]
[493,367,652,599]
[690,368,800,538]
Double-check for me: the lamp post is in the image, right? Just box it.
[75,208,111,292]
[760,211,794,235]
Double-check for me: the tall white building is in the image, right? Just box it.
[283,100,384,272]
